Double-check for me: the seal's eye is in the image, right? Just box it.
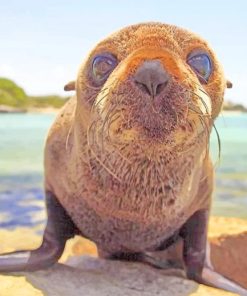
[187,52,212,83]
[92,54,118,84]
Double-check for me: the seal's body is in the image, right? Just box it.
[46,94,211,254]
[45,23,214,254]
[1,23,246,295]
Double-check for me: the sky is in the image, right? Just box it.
[1,0,247,105]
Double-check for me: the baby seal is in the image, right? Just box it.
[1,22,246,295]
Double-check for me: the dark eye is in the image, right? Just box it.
[187,52,212,83]
[92,53,118,84]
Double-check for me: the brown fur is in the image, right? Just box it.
[44,22,226,254]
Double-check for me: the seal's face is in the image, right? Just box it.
[76,23,226,154]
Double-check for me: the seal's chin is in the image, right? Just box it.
[108,113,209,150]
[97,81,211,151]
[107,112,202,150]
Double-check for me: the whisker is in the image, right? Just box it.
[186,89,211,116]
[65,107,76,151]
[89,146,122,182]
[87,118,122,182]
[198,115,210,159]
[65,121,74,151]
[105,113,121,143]
[112,143,132,165]
[87,118,98,148]
[98,100,120,148]
[212,123,221,164]
[192,80,210,97]
[87,80,118,110]
[91,91,110,112]
[188,106,211,117]
[198,96,210,115]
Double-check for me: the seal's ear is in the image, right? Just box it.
[64,81,76,91]
[226,80,233,89]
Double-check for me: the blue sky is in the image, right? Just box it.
[1,0,247,105]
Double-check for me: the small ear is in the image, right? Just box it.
[226,80,233,89]
[64,80,76,91]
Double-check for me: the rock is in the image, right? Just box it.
[1,256,236,296]
[0,217,247,296]
[208,217,247,237]
[211,232,247,289]
[19,257,196,296]
[209,217,247,289]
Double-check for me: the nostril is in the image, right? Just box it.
[135,80,168,97]
[134,60,170,97]
[156,81,168,95]
[135,81,154,96]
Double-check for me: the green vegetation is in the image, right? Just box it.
[28,95,68,108]
[0,78,28,107]
[223,101,247,112]
[0,77,68,111]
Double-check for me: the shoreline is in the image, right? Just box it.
[28,107,59,114]
[0,105,59,114]
[221,110,246,116]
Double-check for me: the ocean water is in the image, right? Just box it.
[0,113,247,230]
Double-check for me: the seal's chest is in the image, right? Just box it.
[63,189,190,253]
[61,157,199,252]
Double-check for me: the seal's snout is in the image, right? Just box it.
[134,60,169,97]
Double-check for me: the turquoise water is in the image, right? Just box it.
[210,114,247,218]
[0,113,247,230]
[0,114,53,229]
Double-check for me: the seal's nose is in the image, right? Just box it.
[134,60,169,96]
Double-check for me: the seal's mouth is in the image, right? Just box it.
[94,78,211,148]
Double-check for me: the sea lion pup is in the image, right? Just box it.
[0,22,246,294]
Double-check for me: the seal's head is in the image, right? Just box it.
[74,22,227,157]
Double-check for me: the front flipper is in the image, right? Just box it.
[182,209,247,295]
[0,191,77,272]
